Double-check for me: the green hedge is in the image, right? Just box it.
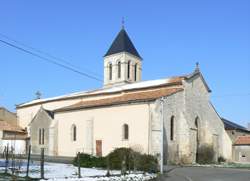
[73,147,158,173]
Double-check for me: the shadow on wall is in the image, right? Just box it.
[180,144,216,164]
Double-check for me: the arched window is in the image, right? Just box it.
[109,63,112,80]
[170,116,174,141]
[134,63,137,81]
[71,124,77,141]
[122,124,129,140]
[195,117,199,129]
[117,61,121,78]
[39,128,41,145]
[127,61,131,79]
[38,128,45,145]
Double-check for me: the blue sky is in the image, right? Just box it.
[0,0,249,126]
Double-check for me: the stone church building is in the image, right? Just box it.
[16,28,232,164]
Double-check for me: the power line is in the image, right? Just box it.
[0,39,102,82]
[212,93,250,98]
[0,32,102,78]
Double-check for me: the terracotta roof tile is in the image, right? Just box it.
[0,120,25,133]
[17,76,184,108]
[56,87,183,112]
[234,136,250,145]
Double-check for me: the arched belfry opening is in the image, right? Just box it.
[103,28,142,87]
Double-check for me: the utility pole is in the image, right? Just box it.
[160,97,165,174]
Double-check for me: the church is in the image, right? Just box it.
[16,27,232,164]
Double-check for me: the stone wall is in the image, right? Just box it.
[150,74,232,164]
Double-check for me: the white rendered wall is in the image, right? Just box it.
[55,103,150,157]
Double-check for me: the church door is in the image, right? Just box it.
[96,140,102,157]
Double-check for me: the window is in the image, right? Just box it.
[71,124,77,141]
[195,117,199,128]
[122,124,129,140]
[170,116,174,141]
[42,128,45,144]
[109,63,112,80]
[39,128,45,145]
[39,129,41,144]
[134,63,137,81]
[117,61,121,78]
[127,61,131,79]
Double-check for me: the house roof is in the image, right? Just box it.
[104,28,142,59]
[55,86,183,112]
[0,120,26,133]
[234,136,250,145]
[222,118,250,132]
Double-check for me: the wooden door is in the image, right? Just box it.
[96,140,102,157]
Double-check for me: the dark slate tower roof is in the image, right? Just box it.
[104,28,142,59]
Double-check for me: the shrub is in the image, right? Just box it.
[197,145,215,164]
[73,148,158,173]
[107,147,134,170]
[73,153,106,168]
[137,154,158,173]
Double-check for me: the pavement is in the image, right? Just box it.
[156,166,250,181]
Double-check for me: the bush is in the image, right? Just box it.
[107,148,158,173]
[73,153,106,168]
[107,147,134,170]
[197,145,215,164]
[73,148,158,173]
[137,154,158,173]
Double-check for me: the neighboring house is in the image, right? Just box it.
[0,107,27,154]
[233,136,250,163]
[222,118,250,143]
[16,28,232,164]
[222,118,250,163]
[0,107,17,126]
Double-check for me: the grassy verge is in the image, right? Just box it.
[220,162,250,169]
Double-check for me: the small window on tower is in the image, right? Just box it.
[109,63,112,80]
[134,63,137,81]
[118,61,121,79]
[127,61,131,79]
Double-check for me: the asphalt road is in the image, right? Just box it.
[157,167,250,181]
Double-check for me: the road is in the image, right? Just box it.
[156,167,250,181]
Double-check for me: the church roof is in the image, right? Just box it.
[55,87,183,112]
[17,76,184,108]
[104,28,142,59]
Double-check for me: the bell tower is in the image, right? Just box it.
[103,27,142,87]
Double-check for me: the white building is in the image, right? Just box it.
[0,107,27,154]
[16,27,232,164]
